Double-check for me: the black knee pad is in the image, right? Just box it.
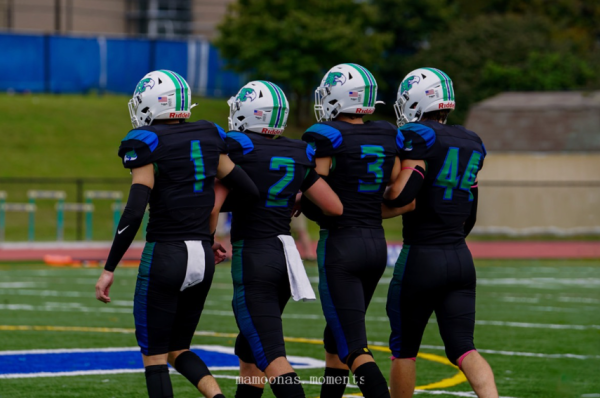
[346,348,373,369]
[235,333,257,365]
[446,343,476,366]
[323,326,338,355]
[173,351,211,387]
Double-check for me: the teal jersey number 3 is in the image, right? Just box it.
[434,147,482,201]
[359,145,385,192]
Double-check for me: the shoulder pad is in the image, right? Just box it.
[122,129,159,152]
[226,131,254,155]
[399,123,436,149]
[396,128,405,150]
[306,143,315,162]
[212,122,227,141]
[304,123,343,149]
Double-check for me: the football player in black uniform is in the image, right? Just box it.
[94,70,259,398]
[384,68,498,398]
[214,81,343,398]
[302,64,406,398]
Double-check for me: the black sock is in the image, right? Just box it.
[173,351,211,387]
[353,362,390,398]
[269,372,305,398]
[213,395,226,398]
[235,384,264,398]
[144,364,173,398]
[320,367,349,398]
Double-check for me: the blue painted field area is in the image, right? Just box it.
[0,345,323,378]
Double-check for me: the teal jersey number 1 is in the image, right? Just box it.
[266,157,295,207]
[434,147,482,201]
[359,145,385,192]
[190,140,206,193]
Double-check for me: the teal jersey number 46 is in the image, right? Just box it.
[433,147,482,201]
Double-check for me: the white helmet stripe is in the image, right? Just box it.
[355,64,375,107]
[266,81,284,128]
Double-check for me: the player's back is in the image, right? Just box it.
[302,120,401,229]
[226,132,315,241]
[118,120,228,242]
[400,120,486,245]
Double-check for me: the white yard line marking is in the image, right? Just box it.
[0,282,45,288]
[365,341,600,360]
[2,304,599,330]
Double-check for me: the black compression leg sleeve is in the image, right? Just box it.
[220,166,260,201]
[269,372,305,398]
[236,384,264,398]
[104,183,151,271]
[353,362,390,398]
[145,364,173,398]
[213,395,226,398]
[173,350,211,387]
[320,367,349,398]
[464,186,478,237]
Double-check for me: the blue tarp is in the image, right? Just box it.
[0,33,241,97]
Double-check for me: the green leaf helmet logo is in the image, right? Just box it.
[401,76,420,94]
[134,78,155,95]
[324,72,347,87]
[237,88,257,102]
[124,150,138,162]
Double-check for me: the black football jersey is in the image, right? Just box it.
[302,120,402,229]
[226,132,317,242]
[118,120,228,242]
[399,120,486,245]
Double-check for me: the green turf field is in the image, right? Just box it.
[0,259,599,397]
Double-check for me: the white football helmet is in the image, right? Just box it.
[394,67,456,127]
[228,81,289,136]
[128,70,196,128]
[314,63,379,122]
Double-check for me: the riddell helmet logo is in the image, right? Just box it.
[438,102,455,109]
[169,112,191,118]
[261,128,284,135]
[355,108,375,114]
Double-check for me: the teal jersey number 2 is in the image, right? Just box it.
[434,147,482,200]
[190,140,206,193]
[266,157,295,207]
[359,145,385,192]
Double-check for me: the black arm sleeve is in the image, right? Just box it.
[383,165,425,208]
[300,169,320,192]
[104,184,151,272]
[300,190,325,223]
[220,166,260,201]
[464,186,478,237]
[220,190,246,213]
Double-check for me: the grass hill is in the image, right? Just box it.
[0,93,402,241]
[0,93,235,178]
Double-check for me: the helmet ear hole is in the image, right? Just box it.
[259,91,263,98]
[237,116,245,121]
[158,78,163,84]
[329,99,338,105]
[410,102,418,109]
[141,107,150,113]
[348,72,353,79]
